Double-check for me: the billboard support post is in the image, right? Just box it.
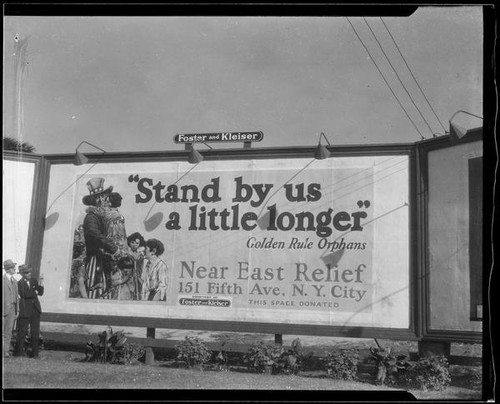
[274,334,283,346]
[145,327,156,365]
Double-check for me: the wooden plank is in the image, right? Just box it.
[40,331,481,367]
[41,312,418,341]
[41,331,257,353]
[41,143,415,165]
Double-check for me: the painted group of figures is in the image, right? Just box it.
[69,178,168,301]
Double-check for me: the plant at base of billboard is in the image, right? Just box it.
[83,327,145,365]
[175,336,212,370]
[244,341,285,374]
[389,355,451,391]
[321,349,360,381]
[369,346,451,391]
[280,338,314,375]
[368,346,408,385]
[457,366,482,391]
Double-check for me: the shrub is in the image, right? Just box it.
[244,341,284,374]
[368,346,409,385]
[213,334,231,371]
[214,351,229,371]
[322,349,359,381]
[279,338,314,375]
[465,367,483,390]
[175,336,212,369]
[391,355,451,391]
[84,326,145,365]
[469,368,483,389]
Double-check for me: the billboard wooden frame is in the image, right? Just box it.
[415,129,483,344]
[7,143,419,340]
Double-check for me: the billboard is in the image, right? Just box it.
[40,154,410,329]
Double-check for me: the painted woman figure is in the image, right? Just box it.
[82,178,118,299]
[69,241,87,298]
[141,239,168,301]
[104,192,128,256]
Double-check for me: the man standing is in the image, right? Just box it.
[16,264,44,358]
[3,259,19,358]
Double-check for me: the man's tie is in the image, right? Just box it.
[10,278,16,305]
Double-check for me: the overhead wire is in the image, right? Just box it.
[345,17,424,140]
[380,17,448,133]
[364,18,435,138]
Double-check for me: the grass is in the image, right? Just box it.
[3,327,486,400]
[2,350,484,401]
[3,355,388,390]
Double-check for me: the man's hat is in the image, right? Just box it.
[82,177,113,206]
[18,264,32,275]
[3,259,16,270]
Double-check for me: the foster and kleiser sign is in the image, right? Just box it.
[174,131,264,144]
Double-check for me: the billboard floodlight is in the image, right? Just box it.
[314,132,332,160]
[74,141,107,165]
[448,110,483,141]
[188,142,213,164]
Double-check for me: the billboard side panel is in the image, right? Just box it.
[2,158,36,269]
[427,140,482,333]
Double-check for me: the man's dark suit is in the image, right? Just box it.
[16,278,44,357]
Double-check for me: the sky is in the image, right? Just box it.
[3,6,484,155]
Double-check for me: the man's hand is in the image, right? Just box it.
[89,283,104,292]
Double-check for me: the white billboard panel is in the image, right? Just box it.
[40,155,410,329]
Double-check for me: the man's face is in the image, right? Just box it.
[22,271,32,280]
[145,245,155,259]
[6,266,16,276]
[96,194,110,207]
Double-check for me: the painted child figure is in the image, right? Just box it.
[126,232,146,300]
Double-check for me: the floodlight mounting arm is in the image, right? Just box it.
[319,132,331,146]
[448,110,483,124]
[185,142,214,151]
[75,141,107,153]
